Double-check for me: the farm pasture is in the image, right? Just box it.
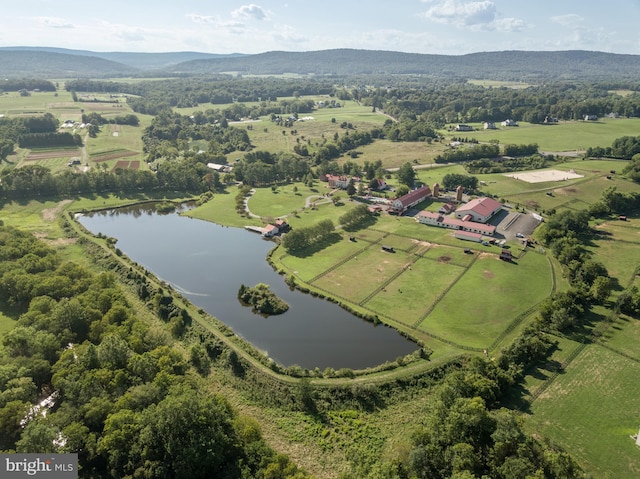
[418,251,552,348]
[448,117,640,152]
[528,345,640,479]
[364,256,465,327]
[312,246,412,304]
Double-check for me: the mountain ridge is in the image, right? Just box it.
[1,47,639,81]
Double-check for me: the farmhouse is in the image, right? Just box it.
[483,122,497,130]
[455,197,503,223]
[370,178,388,191]
[416,211,496,236]
[390,185,432,214]
[501,119,518,127]
[455,124,473,131]
[324,174,351,189]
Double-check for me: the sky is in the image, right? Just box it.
[1,0,639,55]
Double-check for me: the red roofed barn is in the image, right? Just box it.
[455,197,503,223]
[390,185,432,213]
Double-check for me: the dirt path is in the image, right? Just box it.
[42,199,73,222]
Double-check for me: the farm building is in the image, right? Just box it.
[370,178,388,191]
[416,211,496,236]
[438,202,456,214]
[454,231,483,243]
[262,224,279,237]
[390,185,432,214]
[324,174,351,189]
[483,122,497,129]
[501,119,518,127]
[455,124,473,131]
[455,197,503,223]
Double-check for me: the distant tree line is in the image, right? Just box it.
[435,144,500,164]
[233,151,311,186]
[82,112,140,126]
[360,81,640,125]
[0,79,56,92]
[0,160,211,200]
[141,110,251,161]
[18,132,82,148]
[587,135,640,160]
[464,155,549,174]
[0,113,67,158]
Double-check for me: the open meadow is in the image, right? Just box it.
[528,345,640,479]
[445,117,640,152]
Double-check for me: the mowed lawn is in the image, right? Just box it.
[364,255,466,326]
[247,183,330,218]
[277,238,364,283]
[312,246,412,303]
[418,250,552,348]
[589,217,640,287]
[448,117,640,152]
[528,345,640,479]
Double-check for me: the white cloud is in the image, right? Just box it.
[551,14,584,26]
[231,4,270,21]
[423,0,496,26]
[420,0,526,32]
[186,14,246,33]
[37,16,74,29]
[271,25,308,46]
[493,17,526,32]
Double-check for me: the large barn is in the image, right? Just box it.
[454,197,503,224]
[390,185,432,214]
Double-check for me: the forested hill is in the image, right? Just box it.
[0,50,139,77]
[0,47,244,70]
[170,49,640,81]
[2,47,640,81]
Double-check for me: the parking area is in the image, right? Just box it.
[495,210,542,240]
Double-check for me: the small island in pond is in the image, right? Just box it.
[238,283,289,315]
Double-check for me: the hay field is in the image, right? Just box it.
[529,345,640,479]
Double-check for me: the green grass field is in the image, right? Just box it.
[418,250,552,348]
[364,254,466,326]
[528,345,640,479]
[447,117,640,152]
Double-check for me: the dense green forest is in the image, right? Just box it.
[0,223,311,477]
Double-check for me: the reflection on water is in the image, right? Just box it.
[79,204,417,369]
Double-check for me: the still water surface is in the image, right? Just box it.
[79,204,417,369]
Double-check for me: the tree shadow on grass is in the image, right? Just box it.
[287,232,342,258]
[341,215,378,233]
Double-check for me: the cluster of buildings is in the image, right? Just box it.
[415,196,503,242]
[321,173,504,243]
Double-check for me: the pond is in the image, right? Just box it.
[78,204,418,370]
